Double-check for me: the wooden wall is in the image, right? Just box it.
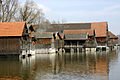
[0,37,20,54]
[96,37,107,42]
[42,39,51,44]
[35,38,52,49]
[112,38,118,43]
[55,40,64,49]
[108,38,118,46]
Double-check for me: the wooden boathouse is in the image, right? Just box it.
[63,29,97,52]
[91,22,108,46]
[108,31,118,50]
[33,22,118,52]
[0,22,29,55]
[32,32,63,53]
[32,32,54,53]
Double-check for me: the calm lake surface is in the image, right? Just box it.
[0,50,120,80]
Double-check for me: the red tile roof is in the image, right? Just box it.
[91,22,107,37]
[108,31,118,39]
[0,22,26,37]
[63,29,93,36]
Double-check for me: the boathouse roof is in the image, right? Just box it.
[91,22,108,37]
[33,23,91,32]
[0,22,26,37]
[32,32,53,39]
[63,29,93,36]
[108,31,118,39]
[33,22,108,37]
[64,33,88,40]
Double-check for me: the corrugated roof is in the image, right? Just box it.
[64,33,88,40]
[108,31,118,39]
[63,29,93,36]
[32,32,53,38]
[0,22,26,37]
[91,22,107,37]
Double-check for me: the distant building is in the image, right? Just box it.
[63,29,96,48]
[32,32,63,53]
[91,22,108,47]
[108,31,118,50]
[33,22,117,52]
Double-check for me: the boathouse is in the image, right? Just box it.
[32,32,63,53]
[91,22,108,46]
[108,31,118,50]
[91,22,109,51]
[108,31,118,45]
[63,32,88,52]
[33,22,118,51]
[32,32,54,53]
[63,29,97,52]
[0,22,29,55]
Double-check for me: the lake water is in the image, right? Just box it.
[0,50,120,80]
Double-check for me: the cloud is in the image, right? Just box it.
[19,1,51,13]
[37,4,51,13]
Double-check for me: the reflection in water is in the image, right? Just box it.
[0,50,119,80]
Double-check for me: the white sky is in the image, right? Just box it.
[20,0,120,35]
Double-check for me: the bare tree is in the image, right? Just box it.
[0,0,2,22]
[0,0,18,22]
[15,1,45,24]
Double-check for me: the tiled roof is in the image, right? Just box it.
[63,29,93,36]
[108,31,118,39]
[32,32,53,38]
[0,22,26,37]
[91,22,107,37]
[64,33,88,40]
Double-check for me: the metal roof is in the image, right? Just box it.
[32,32,53,38]
[63,29,93,36]
[64,33,88,40]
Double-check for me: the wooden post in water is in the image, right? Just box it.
[77,41,79,53]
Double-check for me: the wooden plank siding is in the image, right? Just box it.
[42,39,51,44]
[112,38,118,42]
[95,37,107,46]
[55,40,64,49]
[108,38,118,47]
[0,37,20,54]
[35,38,52,49]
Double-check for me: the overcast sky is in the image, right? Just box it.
[20,0,120,35]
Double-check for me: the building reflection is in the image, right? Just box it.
[0,50,119,80]
[51,51,119,80]
[0,57,22,80]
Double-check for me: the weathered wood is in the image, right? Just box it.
[0,37,20,54]
[35,38,51,49]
